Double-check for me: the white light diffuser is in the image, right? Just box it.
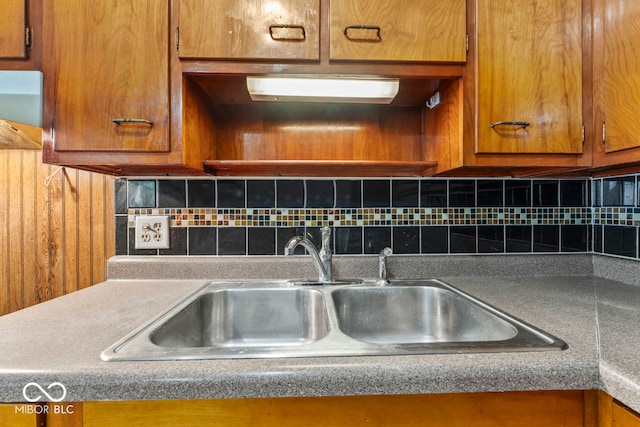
[246,76,399,104]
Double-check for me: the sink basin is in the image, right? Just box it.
[101,279,567,361]
[150,288,329,348]
[332,286,517,345]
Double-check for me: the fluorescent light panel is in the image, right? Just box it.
[246,76,399,104]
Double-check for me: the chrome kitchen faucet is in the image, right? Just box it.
[284,226,333,283]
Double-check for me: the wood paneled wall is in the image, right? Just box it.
[0,151,115,316]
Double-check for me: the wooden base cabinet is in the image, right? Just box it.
[0,404,44,427]
[595,391,640,427]
[41,391,589,427]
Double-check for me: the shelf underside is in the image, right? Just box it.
[203,160,438,177]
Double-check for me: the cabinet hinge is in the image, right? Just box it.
[602,122,606,145]
[25,26,33,51]
[465,34,469,57]
[581,125,585,145]
[175,27,179,52]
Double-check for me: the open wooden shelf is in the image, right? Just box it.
[203,160,438,177]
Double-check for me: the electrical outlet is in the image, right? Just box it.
[135,215,170,250]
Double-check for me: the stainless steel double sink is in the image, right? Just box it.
[101,279,567,361]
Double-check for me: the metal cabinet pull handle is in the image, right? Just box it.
[269,25,306,41]
[112,118,154,127]
[489,121,530,129]
[343,25,382,42]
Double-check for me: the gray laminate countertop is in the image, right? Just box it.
[0,254,637,412]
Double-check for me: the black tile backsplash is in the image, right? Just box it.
[363,180,391,208]
[449,180,475,207]
[364,227,392,254]
[217,180,246,208]
[306,180,334,208]
[533,180,559,207]
[603,226,636,258]
[560,180,588,207]
[335,180,361,208]
[248,227,276,255]
[188,227,217,255]
[420,180,447,207]
[392,226,420,254]
[421,226,448,253]
[218,227,246,255]
[505,180,531,207]
[247,180,275,208]
[277,180,304,208]
[335,227,363,255]
[157,180,186,208]
[450,226,476,253]
[533,225,559,252]
[477,180,503,207]
[506,225,532,253]
[128,180,155,208]
[602,177,635,206]
[392,180,419,208]
[187,180,216,208]
[478,226,504,253]
[116,176,640,259]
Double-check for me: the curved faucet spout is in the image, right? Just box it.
[284,228,333,283]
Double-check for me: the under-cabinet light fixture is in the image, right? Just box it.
[246,76,400,104]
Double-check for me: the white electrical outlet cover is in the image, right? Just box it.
[135,215,171,250]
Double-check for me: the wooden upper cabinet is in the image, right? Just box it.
[601,0,640,154]
[329,0,466,63]
[47,0,169,152]
[475,0,583,154]
[177,0,320,61]
[0,0,27,59]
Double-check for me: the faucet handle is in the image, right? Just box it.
[377,247,393,285]
[320,226,332,251]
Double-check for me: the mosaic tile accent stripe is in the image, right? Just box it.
[593,207,640,226]
[128,207,593,228]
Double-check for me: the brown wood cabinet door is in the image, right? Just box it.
[329,0,466,63]
[475,0,583,154]
[49,0,169,152]
[0,0,27,58]
[602,0,640,153]
[613,401,640,426]
[177,0,320,61]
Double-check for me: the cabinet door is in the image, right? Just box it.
[602,0,640,153]
[0,0,27,58]
[612,401,640,426]
[329,0,466,62]
[177,0,320,61]
[49,0,169,152]
[475,0,583,154]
